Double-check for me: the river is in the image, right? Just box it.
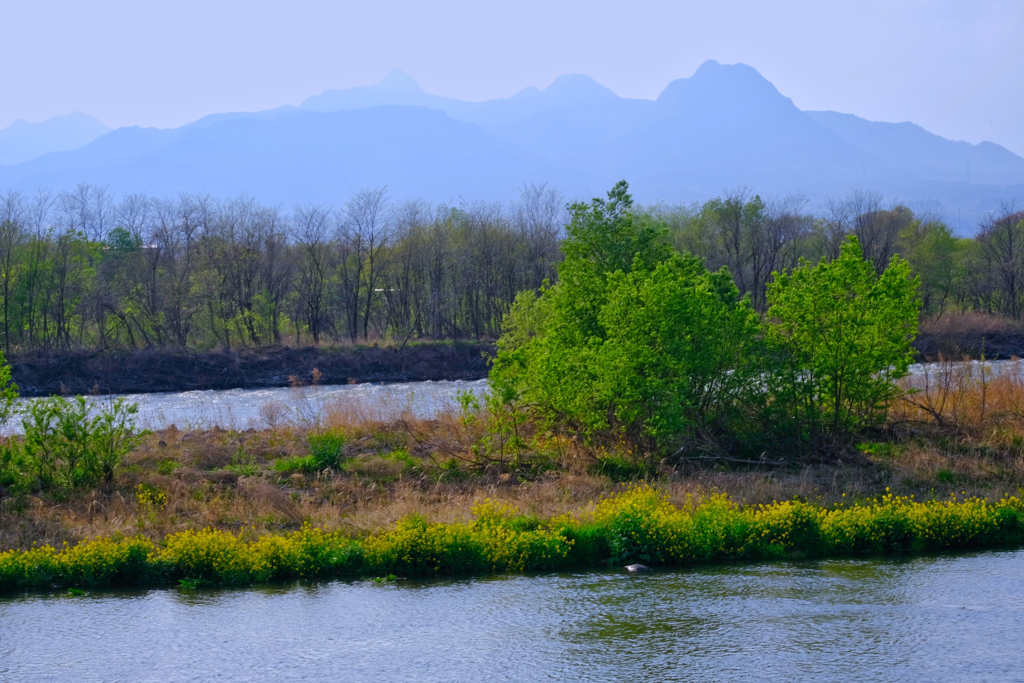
[8,379,491,433]
[1,549,1021,681]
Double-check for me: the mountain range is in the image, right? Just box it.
[1,60,1021,233]
[0,112,109,166]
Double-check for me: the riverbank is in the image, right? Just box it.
[4,354,1024,553]
[3,351,1024,593]
[2,485,1023,594]
[5,321,1024,398]
[7,342,494,397]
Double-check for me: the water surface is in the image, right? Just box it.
[2,550,1022,681]
[9,379,490,433]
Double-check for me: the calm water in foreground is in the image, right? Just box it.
[2,550,1022,682]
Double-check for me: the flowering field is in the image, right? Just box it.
[3,486,1022,594]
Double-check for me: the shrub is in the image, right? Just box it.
[766,235,920,448]
[491,183,764,457]
[19,396,146,493]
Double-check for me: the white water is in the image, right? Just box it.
[8,379,490,433]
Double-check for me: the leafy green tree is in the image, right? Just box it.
[766,235,920,448]
[897,219,958,315]
[492,182,669,412]
[492,182,764,456]
[0,350,17,427]
[0,351,20,494]
[595,253,766,453]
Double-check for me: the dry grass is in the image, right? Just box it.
[886,357,1024,484]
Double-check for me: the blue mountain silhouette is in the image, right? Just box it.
[1,61,1021,230]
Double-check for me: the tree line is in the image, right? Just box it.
[0,184,564,353]
[0,182,1020,354]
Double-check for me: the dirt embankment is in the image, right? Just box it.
[7,327,1024,398]
[914,329,1024,360]
[8,342,495,397]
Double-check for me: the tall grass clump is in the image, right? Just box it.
[2,487,1023,595]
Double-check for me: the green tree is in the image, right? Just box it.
[897,219,957,315]
[492,182,763,457]
[491,181,671,412]
[766,235,920,449]
[595,253,766,453]
[0,351,21,495]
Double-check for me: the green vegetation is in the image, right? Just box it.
[2,486,1023,594]
[0,183,1018,355]
[2,181,1024,595]
[767,236,919,447]
[0,353,146,497]
[492,183,919,459]
[272,430,347,474]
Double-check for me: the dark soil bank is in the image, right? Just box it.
[914,328,1024,360]
[9,343,494,397]
[7,328,1023,398]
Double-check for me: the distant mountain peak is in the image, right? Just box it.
[377,68,424,93]
[657,59,793,112]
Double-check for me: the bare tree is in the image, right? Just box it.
[977,203,1024,318]
[293,204,333,344]
[339,188,392,340]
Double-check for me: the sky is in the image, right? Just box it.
[3,0,1023,155]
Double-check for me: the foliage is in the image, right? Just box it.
[0,349,17,426]
[596,254,766,452]
[273,454,320,475]
[2,487,1023,594]
[766,235,920,447]
[493,183,766,456]
[0,183,1019,356]
[307,429,346,470]
[0,393,145,495]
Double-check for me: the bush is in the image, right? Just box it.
[493,185,923,461]
[308,430,346,470]
[491,182,764,457]
[766,235,920,448]
[597,254,766,452]
[18,396,146,493]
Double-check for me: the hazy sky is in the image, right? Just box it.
[4,0,1023,154]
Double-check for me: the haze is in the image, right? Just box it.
[4,0,1023,155]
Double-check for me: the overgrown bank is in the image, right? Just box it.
[3,486,1023,594]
